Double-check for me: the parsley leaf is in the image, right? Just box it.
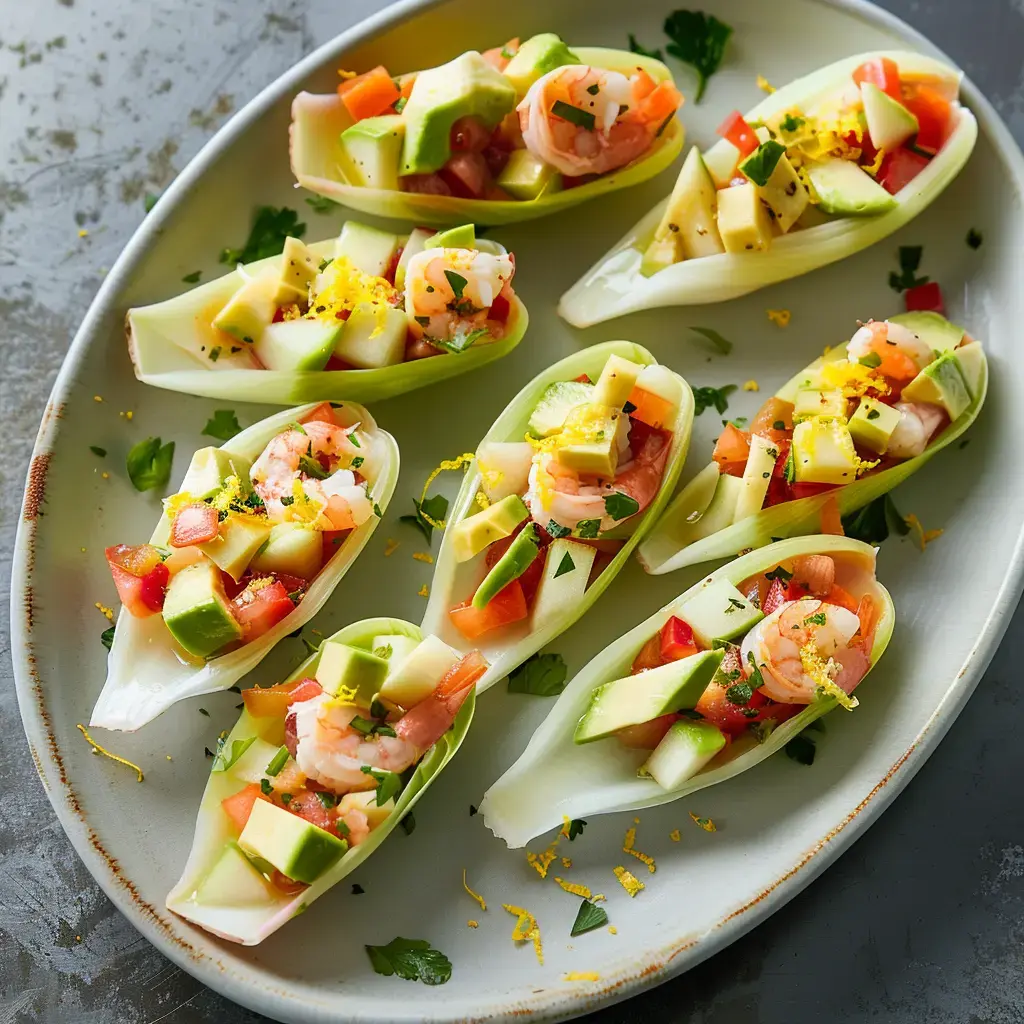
[201,409,242,441]
[841,494,910,545]
[508,652,568,696]
[570,899,609,937]
[576,518,600,539]
[399,494,448,543]
[690,326,733,355]
[604,491,640,520]
[143,191,160,213]
[628,33,664,60]
[100,626,115,650]
[966,228,983,250]
[553,551,575,578]
[211,736,256,773]
[126,437,175,492]
[779,113,805,133]
[444,270,468,300]
[693,384,737,416]
[305,195,339,213]
[725,681,754,705]
[546,520,571,539]
[365,937,452,985]
[89,445,106,457]
[858,352,882,368]
[785,733,816,765]
[739,140,785,186]
[764,565,793,584]
[220,206,306,265]
[567,818,587,841]
[298,454,329,480]
[888,245,929,292]
[360,765,403,806]
[181,270,202,284]
[663,9,733,102]
[551,99,596,131]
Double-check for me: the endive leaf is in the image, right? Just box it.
[638,326,987,574]
[480,537,893,848]
[127,238,529,404]
[420,341,694,693]
[90,402,399,731]
[558,51,978,326]
[166,618,474,944]
[290,48,684,227]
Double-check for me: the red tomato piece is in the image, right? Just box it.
[626,385,674,430]
[716,110,759,157]
[694,682,766,738]
[852,57,901,101]
[231,581,295,642]
[450,115,492,153]
[287,791,335,831]
[713,423,751,477]
[574,373,593,384]
[288,677,324,704]
[337,65,402,121]
[138,562,170,613]
[631,634,664,674]
[905,281,945,314]
[449,579,528,639]
[383,246,403,285]
[903,86,951,151]
[169,503,219,548]
[488,291,511,323]
[660,616,700,661]
[439,152,490,199]
[762,578,788,615]
[300,402,338,426]
[221,783,268,833]
[107,563,156,618]
[878,147,930,195]
[105,543,162,577]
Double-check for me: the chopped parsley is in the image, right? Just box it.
[444,270,468,300]
[628,33,664,60]
[220,206,306,265]
[298,454,329,479]
[779,112,805,132]
[663,9,733,102]
[858,352,882,369]
[351,456,364,469]
[507,652,568,697]
[89,445,107,457]
[888,245,929,293]
[576,518,601,539]
[725,681,754,705]
[126,436,175,492]
[260,778,273,796]
[785,732,816,765]
[352,883,365,895]
[867,408,881,420]
[265,745,290,777]
[546,520,571,539]
[693,384,736,416]
[553,552,576,578]
[201,409,242,441]
[841,493,909,545]
[365,937,452,985]
[739,140,785,186]
[100,626,115,650]
[360,765,403,806]
[280,495,295,506]
[803,612,827,626]
[551,99,596,131]
[399,493,448,543]
[764,565,793,584]
[690,326,733,355]
[570,899,609,937]
[966,228,983,250]
[567,818,587,841]
[604,491,640,520]
[315,791,337,810]
[211,735,256,773]
[181,270,202,284]
[304,195,339,213]
[469,804,478,817]
[143,191,160,213]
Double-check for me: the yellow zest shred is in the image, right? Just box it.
[800,643,858,711]
[329,683,360,708]
[93,395,103,402]
[564,972,600,982]
[337,68,357,79]
[417,584,429,598]
[462,868,487,912]
[467,920,479,928]
[418,454,476,528]
[101,472,110,480]
[613,866,645,897]
[279,303,302,321]
[905,513,943,552]
[475,490,491,510]
[76,724,144,782]
[743,380,759,392]
[244,576,276,593]
[608,926,618,935]
[622,825,656,874]
[503,904,543,965]
[816,359,889,399]
[79,228,89,238]
[767,309,791,328]
[669,829,681,842]
[864,146,886,177]
[689,812,716,832]
[756,74,775,93]
[307,256,398,335]
[561,857,572,869]
[526,836,561,879]
[383,538,400,557]
[558,816,574,839]
[553,877,599,900]
[412,551,434,564]
[94,602,114,622]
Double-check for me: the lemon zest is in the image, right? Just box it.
[564,972,600,982]
[526,838,561,879]
[418,454,475,528]
[337,68,357,80]
[756,74,775,94]
[467,920,479,928]
[905,513,943,552]
[553,878,600,900]
[503,904,543,965]
[613,866,645,897]
[383,538,400,557]
[475,490,490,510]
[307,255,398,336]
[689,813,717,833]
[412,551,434,564]
[94,602,114,622]
[669,829,681,842]
[561,857,572,869]
[608,926,618,935]
[76,724,144,782]
[767,309,791,328]
[417,584,429,598]
[623,825,656,874]
[864,146,886,177]
[462,868,487,912]
[816,359,889,399]
[800,642,858,710]
[743,380,759,392]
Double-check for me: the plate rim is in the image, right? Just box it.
[10,0,1024,1021]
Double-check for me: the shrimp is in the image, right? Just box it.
[886,401,946,458]
[519,66,682,177]
[405,247,515,348]
[847,320,934,382]
[741,598,861,704]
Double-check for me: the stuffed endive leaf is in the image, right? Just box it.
[639,312,986,574]
[91,402,398,731]
[481,536,893,847]
[559,51,977,326]
[421,341,693,693]
[167,618,476,944]
[290,41,684,227]
[128,222,528,403]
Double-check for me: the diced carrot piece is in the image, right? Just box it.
[825,584,859,613]
[449,579,527,639]
[337,66,401,121]
[631,68,658,100]
[397,71,418,99]
[713,423,751,470]
[637,80,682,124]
[627,385,674,429]
[221,783,268,833]
[854,594,879,650]
[242,678,307,719]
[820,496,844,536]
[749,397,794,438]
[300,402,339,426]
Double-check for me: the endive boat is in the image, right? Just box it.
[167,618,478,944]
[91,402,398,731]
[290,33,684,226]
[128,221,527,403]
[639,312,986,574]
[421,341,693,692]
[481,536,893,847]
[559,51,978,326]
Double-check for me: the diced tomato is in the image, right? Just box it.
[105,544,169,618]
[383,246,403,285]
[396,72,417,99]
[762,578,787,615]
[337,65,402,121]
[631,634,664,674]
[289,677,324,704]
[790,481,836,501]
[749,397,794,440]
[905,281,945,314]
[449,579,527,639]
[300,402,338,426]
[482,142,512,176]
[785,578,814,601]
[169,503,219,548]
[105,543,162,577]
[321,529,347,564]
[324,355,354,371]
[903,86,951,151]
[288,791,335,831]
[713,423,751,477]
[481,38,519,71]
[716,110,759,157]
[660,616,699,662]
[846,129,879,168]
[138,562,170,613]
[617,713,678,749]
[230,581,295,642]
[695,682,768,737]
[574,373,593,384]
[450,115,492,153]
[439,151,490,199]
[221,783,268,833]
[403,172,453,196]
[270,869,308,894]
[820,496,844,537]
[627,385,673,430]
[489,290,511,323]
[852,57,901,101]
[878,147,930,195]
[635,80,682,126]
[825,584,859,613]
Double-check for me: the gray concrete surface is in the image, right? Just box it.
[2,1,1024,1021]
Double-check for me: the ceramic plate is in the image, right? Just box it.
[12,0,1024,1021]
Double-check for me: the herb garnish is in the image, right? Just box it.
[804,612,827,626]
[202,409,242,441]
[628,34,664,60]
[567,818,587,841]
[143,191,160,213]
[126,436,175,492]
[858,352,882,369]
[89,445,107,457]
[604,492,640,520]
[725,681,754,705]
[298,454,329,480]
[841,493,909,545]
[570,899,609,937]
[260,779,273,796]
[551,99,596,131]
[265,745,289,777]
[365,937,452,985]
[740,140,785,186]
[182,270,202,284]
[211,735,256,773]
[315,791,337,810]
[764,565,793,584]
[779,113,805,133]
[576,518,601,539]
[508,652,569,696]
[444,270,468,300]
[220,206,306,265]
[360,765,403,806]
[690,326,733,355]
[100,626,115,650]
[352,883,365,895]
[399,494,449,543]
[966,228,983,250]
[693,383,737,416]
[663,9,733,102]
[546,520,571,539]
[553,552,575,579]
[888,245,929,292]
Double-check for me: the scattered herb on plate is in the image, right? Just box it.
[888,245,929,292]
[365,937,452,985]
[100,626,115,650]
[690,326,733,355]
[566,818,587,841]
[508,652,568,697]
[966,228,983,250]
[663,9,733,102]
[126,436,175,492]
[570,899,609,937]
[693,383,736,416]
[842,494,909,545]
[181,270,202,284]
[628,33,663,61]
[89,445,106,457]
[399,494,449,543]
[201,409,242,441]
[220,206,306,265]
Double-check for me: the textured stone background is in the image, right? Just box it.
[2,1,1024,1021]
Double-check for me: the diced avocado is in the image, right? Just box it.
[249,522,323,580]
[227,737,282,784]
[253,318,340,372]
[213,274,295,345]
[653,146,726,271]
[379,633,461,707]
[954,341,985,400]
[806,158,897,215]
[676,579,763,649]
[890,311,965,353]
[574,650,723,744]
[315,641,389,704]
[279,236,320,295]
[339,114,405,191]
[472,524,541,608]
[530,538,597,628]
[424,224,476,249]
[335,221,401,277]
[901,350,970,420]
[860,82,918,152]
[643,720,727,789]
[502,33,580,96]
[733,433,779,523]
[664,468,743,550]
[717,182,774,253]
[334,305,408,369]
[477,441,534,502]
[848,397,902,454]
[338,791,396,830]
[239,799,348,884]
[640,234,680,277]
[555,407,620,479]
[162,560,243,658]
[181,447,253,501]
[193,841,278,907]
[744,151,809,232]
[401,51,516,176]
[528,380,594,437]
[371,633,419,664]
[395,228,433,291]
[451,494,529,562]
[791,419,861,485]
[197,514,272,582]
[497,149,562,200]
[792,388,849,423]
[593,355,644,409]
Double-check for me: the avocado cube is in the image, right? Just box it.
[901,351,971,421]
[648,146,725,266]
[954,342,985,400]
[848,397,902,454]
[424,224,476,249]
[717,182,774,254]
[400,51,516,176]
[451,494,529,562]
[334,221,401,277]
[472,524,541,608]
[162,560,243,659]
[502,33,580,96]
[860,81,919,151]
[193,841,278,908]
[197,514,272,582]
[253,318,341,373]
[676,579,763,649]
[315,642,389,704]
[792,388,849,423]
[574,650,723,744]
[555,439,617,480]
[279,236,320,295]
[528,380,594,438]
[806,157,897,215]
[748,152,809,233]
[496,149,562,201]
[182,447,253,501]
[643,720,728,789]
[593,354,645,409]
[249,522,323,581]
[213,274,302,345]
[334,304,408,369]
[379,633,461,707]
[340,114,405,191]
[792,419,861,485]
[371,633,420,665]
[239,799,348,884]
[889,311,965,354]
